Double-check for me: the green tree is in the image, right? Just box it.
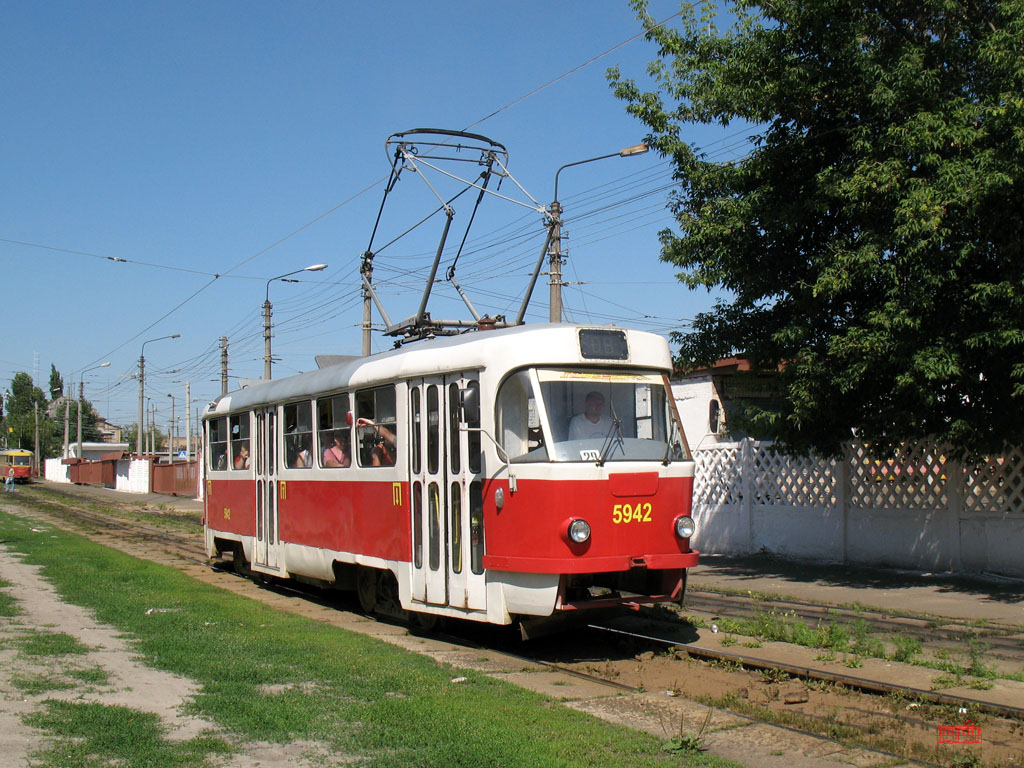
[610,0,1024,457]
[3,373,47,451]
[48,364,64,401]
[51,398,103,444]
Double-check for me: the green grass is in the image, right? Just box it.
[15,630,91,657]
[0,510,739,768]
[26,701,235,768]
[10,673,75,696]
[0,577,20,617]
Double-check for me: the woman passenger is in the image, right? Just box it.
[322,432,350,467]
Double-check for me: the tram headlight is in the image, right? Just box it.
[674,515,696,539]
[568,519,591,544]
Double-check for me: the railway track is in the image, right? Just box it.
[682,589,1024,666]
[7,484,1024,767]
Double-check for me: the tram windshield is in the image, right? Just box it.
[496,368,688,463]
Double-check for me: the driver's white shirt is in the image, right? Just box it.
[568,412,613,441]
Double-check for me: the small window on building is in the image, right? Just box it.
[709,399,721,435]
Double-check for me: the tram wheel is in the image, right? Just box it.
[356,567,378,613]
[409,610,441,633]
[232,543,252,578]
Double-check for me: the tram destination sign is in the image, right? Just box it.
[579,329,628,361]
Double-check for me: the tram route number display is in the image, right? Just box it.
[612,502,653,524]
[579,329,629,360]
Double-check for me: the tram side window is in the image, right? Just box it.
[317,394,352,468]
[283,401,314,469]
[230,414,250,470]
[209,418,228,471]
[355,386,398,467]
[496,370,546,462]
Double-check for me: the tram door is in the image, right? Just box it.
[254,406,280,571]
[409,375,485,611]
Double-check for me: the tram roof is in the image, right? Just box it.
[205,323,672,417]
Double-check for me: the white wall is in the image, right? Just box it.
[692,440,1024,579]
[672,377,723,453]
[44,458,70,483]
[114,459,151,493]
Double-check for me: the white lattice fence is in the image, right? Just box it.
[692,440,1024,578]
[963,445,1024,513]
[753,445,839,507]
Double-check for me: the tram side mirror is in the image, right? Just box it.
[458,387,479,424]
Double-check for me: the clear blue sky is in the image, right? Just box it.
[1,0,747,432]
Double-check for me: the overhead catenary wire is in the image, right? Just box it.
[27,9,760,418]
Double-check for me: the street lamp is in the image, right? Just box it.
[263,263,328,380]
[548,143,649,322]
[77,362,110,459]
[137,334,180,457]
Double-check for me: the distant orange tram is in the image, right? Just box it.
[0,449,33,482]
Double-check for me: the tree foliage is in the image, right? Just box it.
[610,0,1024,457]
[48,364,65,401]
[1,372,105,457]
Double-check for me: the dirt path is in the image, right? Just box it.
[0,516,351,768]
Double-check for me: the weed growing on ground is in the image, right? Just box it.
[849,619,886,658]
[889,635,922,662]
[960,632,995,678]
[663,709,712,754]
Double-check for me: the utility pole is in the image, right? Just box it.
[33,402,39,476]
[62,384,71,459]
[185,382,192,461]
[137,335,180,457]
[547,201,563,323]
[262,298,273,380]
[219,337,229,395]
[361,252,374,356]
[77,379,83,460]
[262,264,327,380]
[167,394,175,463]
[548,144,649,324]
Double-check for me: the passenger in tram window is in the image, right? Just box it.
[322,432,350,468]
[233,444,250,469]
[357,418,396,466]
[292,436,313,468]
[568,390,614,441]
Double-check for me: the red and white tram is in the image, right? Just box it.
[203,323,698,629]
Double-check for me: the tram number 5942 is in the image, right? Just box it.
[612,503,653,524]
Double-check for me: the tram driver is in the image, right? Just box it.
[568,390,614,441]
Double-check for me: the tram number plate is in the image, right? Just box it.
[612,502,652,524]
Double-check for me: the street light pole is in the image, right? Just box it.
[137,334,180,457]
[548,143,649,322]
[263,263,328,380]
[78,362,110,460]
